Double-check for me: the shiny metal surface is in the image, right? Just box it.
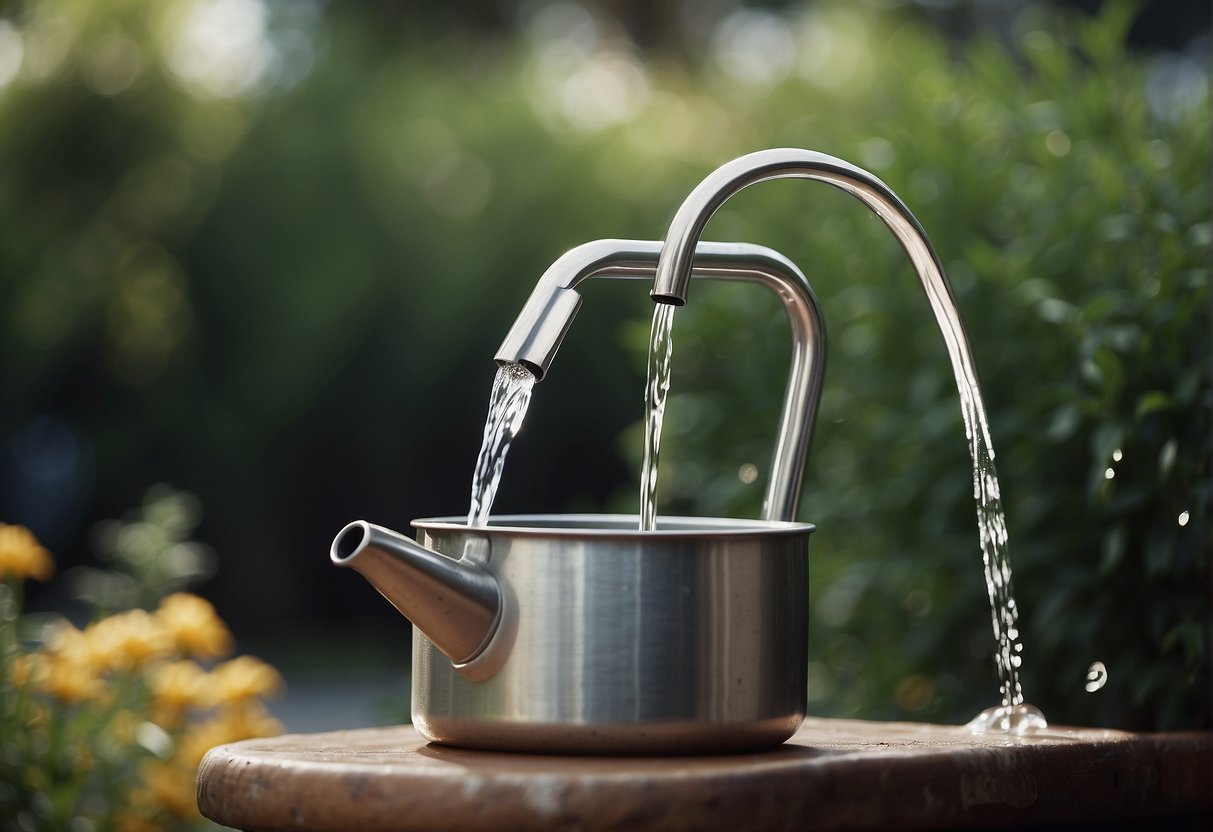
[650,148,982,395]
[409,514,813,753]
[495,239,826,523]
[331,521,500,666]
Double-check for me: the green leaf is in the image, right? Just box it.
[1135,391,1176,417]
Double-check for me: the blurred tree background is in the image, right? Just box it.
[1,0,1208,731]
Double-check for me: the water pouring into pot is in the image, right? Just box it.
[331,148,1047,753]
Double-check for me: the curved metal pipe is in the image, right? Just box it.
[494,239,826,523]
[650,148,982,397]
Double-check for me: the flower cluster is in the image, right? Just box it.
[0,522,54,583]
[1,523,283,830]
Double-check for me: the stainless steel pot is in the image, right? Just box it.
[412,514,811,754]
[334,514,813,753]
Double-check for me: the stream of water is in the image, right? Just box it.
[959,383,1047,734]
[467,362,536,527]
[639,303,676,531]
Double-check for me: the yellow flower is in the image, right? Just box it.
[174,718,236,769]
[175,701,282,767]
[135,760,198,820]
[35,653,105,703]
[82,609,173,672]
[148,660,206,728]
[213,699,283,742]
[37,621,107,701]
[155,593,233,660]
[173,718,231,768]
[46,621,92,663]
[200,655,283,707]
[8,652,35,687]
[0,523,54,582]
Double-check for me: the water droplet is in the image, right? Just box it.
[1104,467,1115,480]
[1111,448,1123,462]
[1085,660,1108,692]
[1178,510,1190,527]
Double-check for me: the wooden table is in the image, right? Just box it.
[197,718,1211,831]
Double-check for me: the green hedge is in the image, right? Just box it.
[620,2,1210,729]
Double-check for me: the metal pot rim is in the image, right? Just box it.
[412,513,815,540]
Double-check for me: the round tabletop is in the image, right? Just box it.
[197,717,1211,831]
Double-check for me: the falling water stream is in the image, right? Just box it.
[957,385,1048,734]
[467,362,536,527]
[639,304,677,531]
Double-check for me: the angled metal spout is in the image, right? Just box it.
[495,239,826,522]
[650,148,981,389]
[331,521,500,666]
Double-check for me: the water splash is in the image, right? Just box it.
[639,304,676,531]
[467,362,536,527]
[967,702,1048,735]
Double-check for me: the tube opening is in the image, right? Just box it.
[496,357,545,382]
[332,521,369,564]
[650,294,687,307]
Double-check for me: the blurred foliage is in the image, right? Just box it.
[625,1,1210,731]
[1,510,282,831]
[69,485,217,613]
[0,0,1207,733]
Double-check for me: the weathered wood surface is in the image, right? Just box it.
[197,718,1211,831]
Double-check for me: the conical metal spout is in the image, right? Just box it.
[331,521,501,666]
